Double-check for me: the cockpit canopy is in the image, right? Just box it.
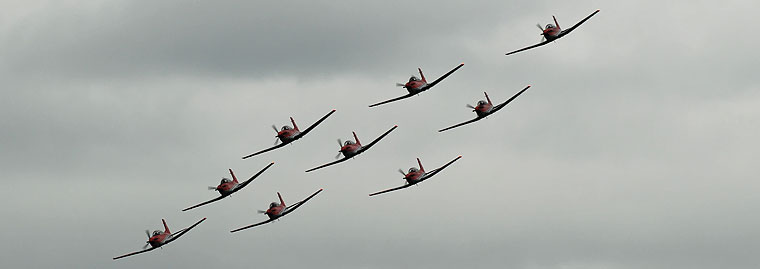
[220,178,232,184]
[477,100,487,106]
[545,24,555,29]
[344,140,354,146]
[281,126,292,131]
[409,76,418,82]
[269,202,279,208]
[408,167,418,173]
[152,230,162,236]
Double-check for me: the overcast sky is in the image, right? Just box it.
[2,0,760,268]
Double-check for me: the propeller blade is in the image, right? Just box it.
[208,186,217,190]
[273,137,280,145]
[143,243,150,249]
[536,23,544,31]
[398,169,406,176]
[335,152,343,159]
[145,230,151,239]
[396,83,406,87]
[466,104,476,109]
[271,125,278,132]
[337,138,343,147]
[257,210,267,214]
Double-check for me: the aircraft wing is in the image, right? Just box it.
[113,247,158,260]
[305,157,351,172]
[235,162,275,190]
[368,184,412,197]
[282,189,323,215]
[438,117,482,132]
[163,218,207,245]
[294,109,336,139]
[491,85,531,113]
[230,218,275,233]
[368,93,415,107]
[505,39,552,56]
[425,63,464,89]
[242,142,290,159]
[356,125,398,154]
[182,195,227,211]
[558,10,600,38]
[420,155,462,180]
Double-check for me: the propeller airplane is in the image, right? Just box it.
[230,189,323,233]
[438,85,531,132]
[113,218,206,260]
[182,162,275,211]
[305,125,398,172]
[369,155,462,196]
[369,63,464,107]
[505,10,600,56]
[242,109,336,159]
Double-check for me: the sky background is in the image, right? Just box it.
[1,0,759,268]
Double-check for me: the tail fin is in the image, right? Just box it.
[229,169,238,183]
[162,219,170,233]
[553,15,560,29]
[418,68,427,83]
[353,131,361,145]
[277,192,286,207]
[290,117,299,131]
[484,92,492,105]
[417,158,425,172]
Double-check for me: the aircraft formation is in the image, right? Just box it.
[113,9,600,260]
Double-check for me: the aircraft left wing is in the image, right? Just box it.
[368,93,415,107]
[505,39,552,56]
[235,162,275,190]
[356,125,398,154]
[282,188,323,215]
[294,109,336,139]
[425,63,464,89]
[438,117,482,132]
[163,218,207,245]
[420,155,462,180]
[491,85,531,113]
[558,10,600,38]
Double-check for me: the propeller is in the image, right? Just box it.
[466,104,476,111]
[335,151,343,159]
[337,138,343,147]
[271,125,278,132]
[396,83,406,88]
[257,210,267,214]
[398,169,406,176]
[536,23,544,31]
[208,186,217,190]
[143,230,151,249]
[273,137,280,145]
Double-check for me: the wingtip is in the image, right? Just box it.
[596,9,600,12]
[458,155,462,158]
[460,62,465,66]
[393,124,398,127]
[319,188,324,191]
[201,217,207,221]
[271,161,275,164]
[331,109,336,112]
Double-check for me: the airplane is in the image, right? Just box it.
[438,85,531,132]
[113,217,206,260]
[369,155,462,197]
[242,109,336,159]
[505,9,600,56]
[305,125,398,172]
[369,63,464,107]
[182,162,275,211]
[230,189,323,233]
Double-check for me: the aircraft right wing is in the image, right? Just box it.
[113,247,157,260]
[505,39,552,56]
[438,117,482,132]
[304,157,351,172]
[230,218,275,233]
[425,63,465,89]
[294,109,336,139]
[368,93,415,107]
[368,184,412,197]
[182,195,226,211]
[242,142,289,159]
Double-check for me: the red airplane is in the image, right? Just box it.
[438,85,531,132]
[182,162,275,211]
[230,189,323,233]
[505,9,600,56]
[369,155,462,197]
[369,63,464,107]
[305,125,398,172]
[113,217,206,260]
[242,109,336,159]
